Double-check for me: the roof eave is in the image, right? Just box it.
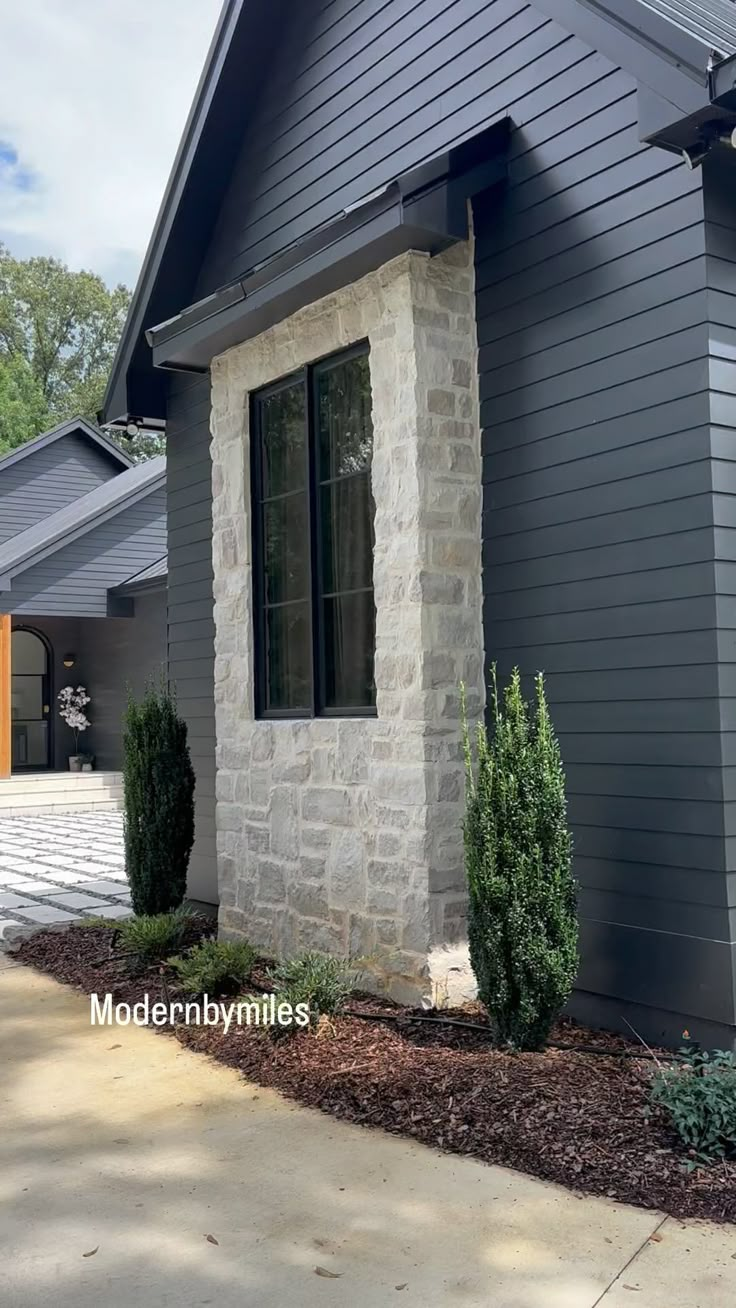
[0,464,166,585]
[147,120,510,375]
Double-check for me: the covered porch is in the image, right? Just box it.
[0,605,165,778]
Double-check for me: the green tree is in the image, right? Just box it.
[0,353,48,452]
[462,667,578,1050]
[0,243,150,455]
[123,680,196,917]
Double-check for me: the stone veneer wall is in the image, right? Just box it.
[210,243,483,1002]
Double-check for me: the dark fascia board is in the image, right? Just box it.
[0,457,166,591]
[107,566,167,615]
[710,51,736,109]
[637,81,736,153]
[100,0,260,427]
[532,0,711,112]
[0,416,133,474]
[147,120,509,374]
[109,555,167,598]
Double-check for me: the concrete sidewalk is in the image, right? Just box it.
[1,959,734,1307]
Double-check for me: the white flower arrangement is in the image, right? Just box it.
[58,685,91,755]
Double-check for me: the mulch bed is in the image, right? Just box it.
[16,923,736,1224]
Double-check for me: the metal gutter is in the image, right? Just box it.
[146,119,510,376]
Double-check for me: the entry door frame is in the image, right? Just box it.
[10,624,54,772]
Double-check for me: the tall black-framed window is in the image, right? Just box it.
[251,342,376,718]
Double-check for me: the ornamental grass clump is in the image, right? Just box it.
[268,950,355,1027]
[462,666,578,1051]
[123,679,195,916]
[119,906,196,966]
[168,939,257,996]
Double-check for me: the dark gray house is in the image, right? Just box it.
[103,0,736,1048]
[0,418,166,776]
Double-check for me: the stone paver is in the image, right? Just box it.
[14,905,80,924]
[0,814,129,940]
[0,893,36,909]
[44,893,117,911]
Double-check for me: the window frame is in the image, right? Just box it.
[250,340,376,721]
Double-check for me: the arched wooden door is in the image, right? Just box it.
[11,627,52,771]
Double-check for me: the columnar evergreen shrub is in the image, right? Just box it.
[123,680,195,916]
[462,667,578,1050]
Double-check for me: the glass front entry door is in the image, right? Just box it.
[11,629,51,770]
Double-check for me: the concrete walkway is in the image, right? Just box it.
[1,960,734,1308]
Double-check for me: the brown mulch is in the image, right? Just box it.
[15,924,736,1225]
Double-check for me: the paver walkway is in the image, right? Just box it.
[1,961,734,1307]
[0,813,129,940]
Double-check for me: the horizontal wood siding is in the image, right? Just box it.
[5,490,166,618]
[78,592,167,770]
[0,434,123,544]
[167,372,217,905]
[704,152,736,1020]
[474,54,736,1039]
[198,0,626,293]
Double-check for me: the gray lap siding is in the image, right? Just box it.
[474,72,734,1041]
[166,372,218,905]
[166,0,735,1036]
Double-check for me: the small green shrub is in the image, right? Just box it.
[168,939,257,995]
[462,667,578,1051]
[119,907,195,964]
[268,950,355,1028]
[123,679,195,916]
[649,1047,736,1167]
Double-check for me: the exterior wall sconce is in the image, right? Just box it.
[63,653,76,669]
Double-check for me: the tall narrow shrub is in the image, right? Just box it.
[462,667,578,1050]
[123,679,195,916]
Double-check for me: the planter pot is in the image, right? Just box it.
[68,756,83,773]
[81,763,93,773]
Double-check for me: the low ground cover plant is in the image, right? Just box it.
[649,1045,736,1167]
[168,938,257,995]
[119,907,196,965]
[268,950,355,1027]
[462,666,578,1051]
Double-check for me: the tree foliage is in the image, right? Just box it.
[0,353,48,451]
[462,667,578,1050]
[123,680,196,917]
[0,243,154,457]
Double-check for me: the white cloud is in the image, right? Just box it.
[0,0,221,287]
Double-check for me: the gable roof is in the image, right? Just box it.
[0,416,133,474]
[0,455,165,588]
[102,0,280,427]
[102,0,735,429]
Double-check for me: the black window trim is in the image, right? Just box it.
[251,340,377,721]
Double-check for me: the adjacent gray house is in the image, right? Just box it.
[103,0,736,1047]
[0,418,166,777]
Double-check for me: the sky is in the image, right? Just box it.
[0,0,221,290]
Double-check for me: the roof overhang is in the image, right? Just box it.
[0,460,166,594]
[145,119,509,375]
[533,1,736,160]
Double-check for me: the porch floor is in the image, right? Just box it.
[0,811,129,941]
[0,770,123,816]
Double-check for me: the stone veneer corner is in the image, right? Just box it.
[210,242,484,1003]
